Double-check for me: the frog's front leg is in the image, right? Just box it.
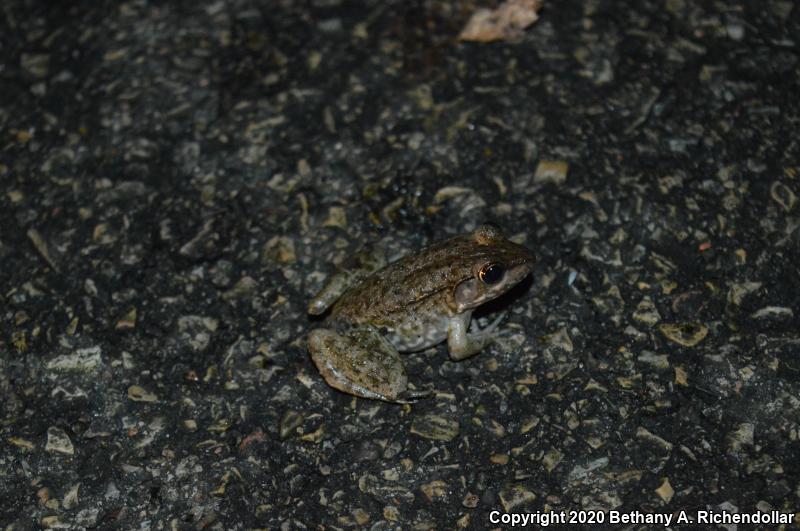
[308,324,429,403]
[447,312,504,361]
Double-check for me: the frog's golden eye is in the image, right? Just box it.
[479,263,505,284]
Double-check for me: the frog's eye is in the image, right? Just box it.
[479,263,505,284]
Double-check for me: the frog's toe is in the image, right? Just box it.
[472,312,506,334]
[395,386,434,404]
[308,327,410,403]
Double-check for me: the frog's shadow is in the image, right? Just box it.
[472,273,534,321]
[308,310,327,323]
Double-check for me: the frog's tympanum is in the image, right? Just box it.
[307,224,535,403]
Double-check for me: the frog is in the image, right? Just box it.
[307,224,536,403]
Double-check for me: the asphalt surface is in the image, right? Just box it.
[1,0,799,529]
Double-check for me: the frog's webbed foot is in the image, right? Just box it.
[448,312,505,361]
[308,324,425,403]
[308,248,386,315]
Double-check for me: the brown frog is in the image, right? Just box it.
[307,224,535,403]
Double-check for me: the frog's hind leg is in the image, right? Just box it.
[308,325,430,403]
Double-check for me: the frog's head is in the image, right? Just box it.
[451,224,536,312]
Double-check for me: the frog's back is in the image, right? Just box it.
[330,226,532,326]
[329,237,462,326]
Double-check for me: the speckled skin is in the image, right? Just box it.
[308,225,535,403]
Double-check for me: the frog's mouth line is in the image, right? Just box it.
[471,269,535,319]
[452,263,534,313]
